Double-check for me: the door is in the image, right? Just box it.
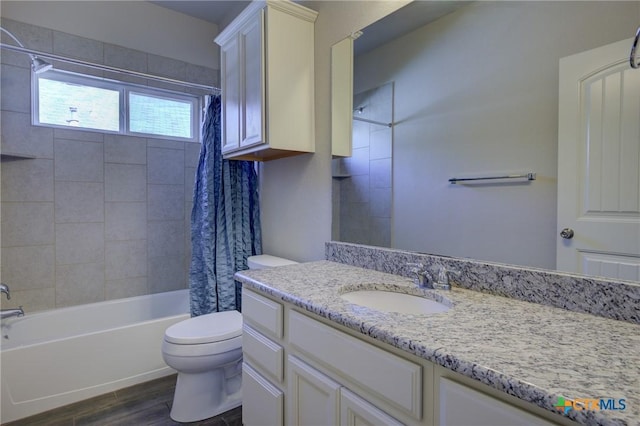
[239,9,265,148]
[557,38,640,280]
[220,36,241,153]
[242,363,284,426]
[288,355,341,426]
[340,388,403,426]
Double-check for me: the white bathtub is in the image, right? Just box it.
[0,289,190,423]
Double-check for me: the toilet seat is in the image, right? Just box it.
[164,310,242,345]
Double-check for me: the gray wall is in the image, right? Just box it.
[0,18,216,311]
[353,1,639,269]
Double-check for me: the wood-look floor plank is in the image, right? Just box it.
[5,374,241,426]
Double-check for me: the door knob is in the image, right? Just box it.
[560,228,574,239]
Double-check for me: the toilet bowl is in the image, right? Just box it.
[162,310,243,422]
[162,254,297,422]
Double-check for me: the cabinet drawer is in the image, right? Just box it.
[242,363,284,426]
[243,324,284,383]
[242,289,283,339]
[289,310,422,419]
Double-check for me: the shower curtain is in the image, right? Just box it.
[189,94,262,316]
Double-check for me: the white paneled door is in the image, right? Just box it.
[557,38,640,281]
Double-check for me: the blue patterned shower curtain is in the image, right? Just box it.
[189,94,262,316]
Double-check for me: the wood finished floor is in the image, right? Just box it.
[4,374,242,426]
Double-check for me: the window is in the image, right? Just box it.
[33,70,201,142]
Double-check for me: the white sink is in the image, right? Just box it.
[340,290,451,315]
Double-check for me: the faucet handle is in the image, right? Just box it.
[406,262,431,287]
[434,266,461,289]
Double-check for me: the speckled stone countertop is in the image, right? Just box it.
[235,261,640,426]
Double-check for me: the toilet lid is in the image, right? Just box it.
[164,310,242,345]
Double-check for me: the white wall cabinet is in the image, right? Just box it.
[215,0,318,161]
[241,288,571,426]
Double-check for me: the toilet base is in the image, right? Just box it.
[169,368,242,423]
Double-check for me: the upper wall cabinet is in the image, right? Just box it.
[215,0,318,161]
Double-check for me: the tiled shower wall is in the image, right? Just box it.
[0,19,218,311]
[332,83,393,247]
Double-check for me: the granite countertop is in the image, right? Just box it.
[235,260,640,426]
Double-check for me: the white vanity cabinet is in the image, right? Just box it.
[214,0,318,161]
[241,287,572,426]
[241,289,285,425]
[437,377,557,426]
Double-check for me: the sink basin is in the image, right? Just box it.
[340,290,451,315]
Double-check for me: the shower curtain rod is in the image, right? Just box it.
[0,42,221,94]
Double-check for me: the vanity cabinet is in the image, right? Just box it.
[241,287,572,426]
[241,289,285,425]
[437,377,556,426]
[288,355,341,425]
[214,0,318,161]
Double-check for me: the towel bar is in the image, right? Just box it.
[449,173,536,184]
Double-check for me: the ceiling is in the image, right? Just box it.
[149,1,469,55]
[354,1,470,56]
[149,1,250,27]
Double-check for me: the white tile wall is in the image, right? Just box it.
[105,202,147,241]
[55,223,105,265]
[105,164,146,202]
[104,135,147,164]
[335,83,393,248]
[1,245,55,290]
[105,240,147,281]
[1,111,54,158]
[2,202,55,246]
[0,18,213,310]
[54,139,104,182]
[54,182,105,223]
[1,159,54,202]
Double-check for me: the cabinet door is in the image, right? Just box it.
[439,378,557,426]
[340,388,403,426]
[220,36,240,153]
[288,355,341,426]
[243,362,284,426]
[239,10,265,149]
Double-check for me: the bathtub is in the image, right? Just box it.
[0,289,190,423]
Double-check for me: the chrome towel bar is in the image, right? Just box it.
[449,173,536,184]
[353,116,393,128]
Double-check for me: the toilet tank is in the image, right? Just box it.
[247,255,298,270]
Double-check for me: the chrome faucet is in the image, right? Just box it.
[406,263,460,290]
[1,284,25,319]
[1,306,24,319]
[0,283,10,300]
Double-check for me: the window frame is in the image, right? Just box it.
[32,69,202,143]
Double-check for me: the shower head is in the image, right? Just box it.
[31,56,53,73]
[1,26,53,73]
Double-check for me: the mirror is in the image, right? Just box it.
[331,1,640,282]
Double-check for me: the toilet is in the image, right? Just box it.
[161,254,297,422]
